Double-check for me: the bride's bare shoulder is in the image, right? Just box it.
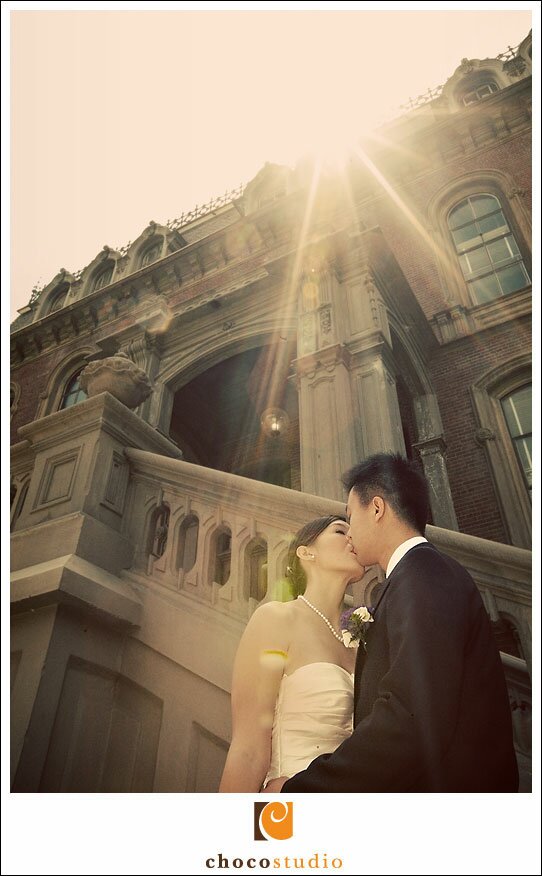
[235,601,296,659]
[245,600,297,637]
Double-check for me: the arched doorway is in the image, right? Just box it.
[169,341,300,489]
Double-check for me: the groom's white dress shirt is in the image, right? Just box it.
[386,536,428,578]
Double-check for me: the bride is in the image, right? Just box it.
[219,515,363,792]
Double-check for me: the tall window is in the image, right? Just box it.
[59,372,87,409]
[448,194,530,305]
[245,538,268,602]
[92,264,114,292]
[148,504,170,559]
[214,529,232,586]
[140,240,162,268]
[501,384,532,494]
[176,514,199,573]
[47,284,69,314]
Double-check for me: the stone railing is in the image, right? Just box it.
[123,449,532,661]
[123,448,351,622]
[122,449,532,787]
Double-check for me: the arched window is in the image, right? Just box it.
[212,527,232,586]
[147,503,170,559]
[491,614,524,659]
[92,263,114,292]
[140,240,163,268]
[501,384,532,494]
[471,359,531,548]
[47,283,69,315]
[59,371,88,410]
[245,537,268,602]
[448,194,530,305]
[176,514,199,573]
[462,81,499,106]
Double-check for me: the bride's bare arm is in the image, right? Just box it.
[219,601,292,792]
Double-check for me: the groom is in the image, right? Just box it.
[270,453,519,792]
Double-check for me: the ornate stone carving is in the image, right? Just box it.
[360,265,381,328]
[459,58,475,74]
[79,352,153,409]
[413,435,447,458]
[475,427,496,446]
[503,56,527,78]
[319,307,332,336]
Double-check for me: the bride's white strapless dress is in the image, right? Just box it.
[265,662,354,782]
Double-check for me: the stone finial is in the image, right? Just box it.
[79,352,153,409]
[459,58,475,74]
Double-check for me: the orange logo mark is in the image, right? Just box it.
[254,801,293,841]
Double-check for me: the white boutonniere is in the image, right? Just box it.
[340,605,375,651]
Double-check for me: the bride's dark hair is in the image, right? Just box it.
[285,515,347,598]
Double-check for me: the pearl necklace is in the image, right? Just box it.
[298,595,347,647]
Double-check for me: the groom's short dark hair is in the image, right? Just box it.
[343,453,430,534]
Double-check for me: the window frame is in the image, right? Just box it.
[470,357,532,548]
[447,193,531,307]
[91,263,114,292]
[461,80,499,106]
[428,172,532,319]
[46,282,70,315]
[501,385,532,495]
[139,239,163,268]
[59,370,88,411]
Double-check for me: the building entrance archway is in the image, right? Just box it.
[169,341,300,489]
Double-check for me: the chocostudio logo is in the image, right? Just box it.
[254,801,293,841]
[203,802,344,869]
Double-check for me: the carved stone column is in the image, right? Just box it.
[349,343,407,458]
[294,259,358,500]
[412,435,459,530]
[294,344,357,501]
[345,261,406,458]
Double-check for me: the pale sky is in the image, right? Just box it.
[8,5,533,320]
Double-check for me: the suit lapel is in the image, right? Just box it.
[353,571,395,713]
[353,545,434,713]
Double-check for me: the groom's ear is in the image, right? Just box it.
[372,496,385,519]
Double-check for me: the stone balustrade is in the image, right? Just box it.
[123,447,532,669]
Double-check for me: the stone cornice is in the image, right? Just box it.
[9,192,311,367]
[10,552,143,627]
[292,343,351,378]
[386,76,531,148]
[17,392,183,459]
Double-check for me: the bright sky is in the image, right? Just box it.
[8,5,533,320]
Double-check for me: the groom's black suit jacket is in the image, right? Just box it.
[282,543,519,792]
